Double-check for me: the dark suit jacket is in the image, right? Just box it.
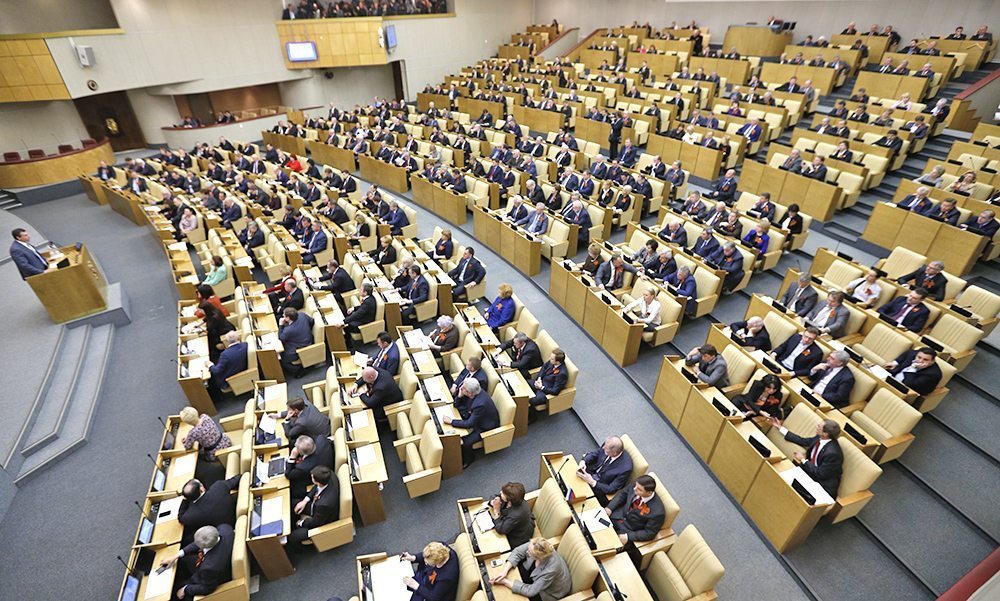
[371,343,400,375]
[452,390,500,441]
[358,368,404,409]
[209,342,248,389]
[692,235,720,259]
[281,402,330,442]
[178,475,240,532]
[276,288,305,316]
[535,360,568,396]
[454,368,489,394]
[278,312,314,362]
[9,241,47,279]
[782,433,843,497]
[810,366,855,408]
[375,244,397,265]
[582,449,633,500]
[500,339,543,375]
[607,487,666,542]
[877,297,930,332]
[285,435,334,500]
[772,334,823,377]
[345,294,377,328]
[890,349,943,395]
[319,267,355,294]
[299,479,341,528]
[730,321,771,351]
[780,283,818,316]
[595,260,638,289]
[180,523,234,596]
[897,267,946,301]
[493,501,535,549]
[448,257,486,285]
[404,276,430,304]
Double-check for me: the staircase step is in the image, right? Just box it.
[15,324,114,484]
[19,326,90,457]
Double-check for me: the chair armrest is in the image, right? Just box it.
[881,433,915,448]
[218,413,245,431]
[524,489,540,509]
[836,489,874,507]
[214,444,241,457]
[559,589,594,601]
[384,400,412,417]
[688,591,719,601]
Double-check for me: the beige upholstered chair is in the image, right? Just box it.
[400,422,443,498]
[848,389,923,463]
[644,525,724,601]
[307,464,354,550]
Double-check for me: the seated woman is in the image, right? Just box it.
[401,542,459,601]
[177,207,198,241]
[180,406,232,484]
[846,268,883,308]
[733,374,785,419]
[201,301,236,363]
[201,255,228,286]
[484,284,517,334]
[432,229,455,261]
[742,221,771,254]
[490,537,572,601]
[194,284,229,318]
[347,212,371,248]
[489,482,535,549]
[374,235,397,265]
[580,243,602,275]
[947,171,977,194]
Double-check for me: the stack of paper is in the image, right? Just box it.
[347,411,370,430]
[258,413,277,434]
[580,507,613,533]
[353,351,370,367]
[144,563,174,599]
[355,444,377,467]
[156,497,184,522]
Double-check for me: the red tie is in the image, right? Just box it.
[195,550,204,568]
[630,495,642,511]
[810,442,821,465]
[516,346,523,360]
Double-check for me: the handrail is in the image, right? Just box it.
[538,27,579,54]
[955,66,1000,100]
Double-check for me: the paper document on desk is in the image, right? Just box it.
[868,365,890,379]
[144,563,174,599]
[780,466,835,506]
[404,330,430,349]
[235,257,254,268]
[167,241,187,252]
[258,413,277,434]
[353,351,369,367]
[501,372,523,389]
[259,332,280,350]
[474,509,495,532]
[261,495,283,524]
[180,304,198,318]
[347,411,370,430]
[317,294,338,309]
[423,377,446,400]
[263,384,283,402]
[580,507,613,533]
[255,458,271,484]
[180,322,201,335]
[372,557,414,601]
[355,444,377,467]
[156,496,184,522]
[172,452,198,475]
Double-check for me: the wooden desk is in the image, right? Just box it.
[651,356,701,426]
[861,202,987,275]
[350,440,389,526]
[306,139,357,174]
[741,462,834,552]
[482,552,530,601]
[136,494,185,546]
[723,25,792,57]
[356,553,418,601]
[458,498,511,557]
[539,452,593,503]
[597,552,655,601]
[79,174,109,204]
[26,244,108,323]
[105,185,149,226]
[676,386,741,462]
[248,488,294,581]
[133,543,181,601]
[708,421,785,503]
[359,154,410,194]
[602,304,644,367]
[512,104,565,135]
[573,498,621,557]
[252,448,291,491]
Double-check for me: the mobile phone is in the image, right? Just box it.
[155,564,169,575]
[489,558,505,568]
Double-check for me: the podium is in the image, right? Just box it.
[26,244,108,323]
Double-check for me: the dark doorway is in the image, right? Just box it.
[73,91,146,151]
[391,60,406,101]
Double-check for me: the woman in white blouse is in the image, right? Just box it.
[846,269,883,308]
[623,288,661,331]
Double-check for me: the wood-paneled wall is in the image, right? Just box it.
[0,39,70,103]
[276,18,386,69]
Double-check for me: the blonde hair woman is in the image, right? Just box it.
[490,537,572,601]
[484,283,516,332]
[180,406,232,462]
[400,541,458,601]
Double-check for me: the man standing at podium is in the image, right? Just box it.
[10,228,48,279]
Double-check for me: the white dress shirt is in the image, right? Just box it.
[624,297,662,326]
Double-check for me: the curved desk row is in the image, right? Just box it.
[160,112,290,150]
[0,140,114,188]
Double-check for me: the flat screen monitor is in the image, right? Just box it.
[152,468,166,492]
[120,574,140,601]
[385,25,397,49]
[137,517,155,545]
[287,41,318,62]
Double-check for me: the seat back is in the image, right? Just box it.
[557,524,599,594]
[958,286,1000,321]
[231,514,250,581]
[621,434,649,481]
[768,403,823,457]
[721,346,755,387]
[399,362,419,398]
[762,312,798,348]
[647,472,680,529]
[337,464,353,519]
[418,421,443,469]
[861,388,923,439]
[838,436,882,497]
[928,313,983,353]
[693,267,720,299]
[333,428,348,472]
[823,260,863,289]
[534,477,572,538]
[879,247,927,279]
[857,323,912,364]
[846,364,877,407]
[452,533,481,601]
[666,525,725,597]
[515,308,540,339]
[535,329,559,361]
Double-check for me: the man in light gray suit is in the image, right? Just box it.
[491,537,572,601]
[804,291,850,338]
[684,344,730,388]
[780,273,818,317]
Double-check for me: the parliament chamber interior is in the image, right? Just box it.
[2,1,1000,600]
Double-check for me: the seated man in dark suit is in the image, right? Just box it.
[729,316,771,351]
[595,255,638,291]
[897,262,947,301]
[284,434,334,502]
[342,282,377,350]
[528,348,568,408]
[286,465,340,554]
[877,288,931,332]
[770,326,823,377]
[707,242,745,293]
[692,228,720,259]
[960,210,1000,238]
[207,332,248,402]
[578,436,634,505]
[451,355,489,397]
[604,475,666,550]
[369,331,400,375]
[448,247,486,300]
[885,347,943,395]
[496,332,543,377]
[159,524,234,599]
[272,396,330,443]
[273,279,305,316]
[666,266,698,315]
[768,417,843,497]
[873,130,903,155]
[314,259,355,298]
[780,273,818,316]
[806,350,855,408]
[349,366,403,422]
[178,475,240,538]
[278,308,315,376]
[926,198,961,226]
[398,265,430,324]
[443,378,499,466]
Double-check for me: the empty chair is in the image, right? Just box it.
[400,421,444,498]
[57,144,74,153]
[452,533,482,601]
[644,525,725,601]
[3,151,21,162]
[28,149,45,159]
[920,313,984,371]
[530,477,573,540]
[847,389,922,463]
[849,323,913,366]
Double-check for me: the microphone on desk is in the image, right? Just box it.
[135,500,153,522]
[157,416,167,428]
[117,555,131,572]
[146,453,160,469]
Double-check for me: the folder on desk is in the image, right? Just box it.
[156,496,184,522]
[143,563,174,599]
[353,351,370,367]
[355,444,377,467]
[251,496,284,537]
[581,507,612,532]
[347,411,370,430]
[474,509,495,532]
